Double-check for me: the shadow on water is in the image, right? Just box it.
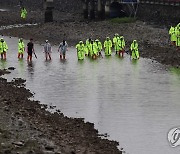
[44,59,52,65]
[59,59,67,64]
[131,59,138,65]
[77,60,84,65]
[27,61,34,79]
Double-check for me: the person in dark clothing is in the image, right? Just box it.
[58,40,68,60]
[27,38,34,62]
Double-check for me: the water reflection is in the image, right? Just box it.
[27,61,34,80]
[18,59,24,77]
[0,59,7,69]
[170,67,180,76]
[131,59,138,65]
[59,59,67,64]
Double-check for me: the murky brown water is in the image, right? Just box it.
[1,36,180,154]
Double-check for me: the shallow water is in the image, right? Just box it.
[1,36,180,154]
[0,9,9,12]
[0,23,38,30]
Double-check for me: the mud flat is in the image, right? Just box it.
[0,70,122,154]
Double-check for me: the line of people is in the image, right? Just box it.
[169,23,180,50]
[26,39,68,61]
[0,38,68,62]
[0,36,139,62]
[76,34,140,60]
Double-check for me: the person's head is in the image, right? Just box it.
[115,33,119,37]
[120,36,124,40]
[177,23,180,27]
[91,40,94,44]
[0,38,4,42]
[45,40,48,43]
[20,38,23,42]
[30,38,33,42]
[79,41,83,45]
[106,37,110,41]
[95,39,99,42]
[133,40,137,43]
[63,40,66,45]
[177,23,180,29]
[89,38,91,42]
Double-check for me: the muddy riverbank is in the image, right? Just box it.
[0,69,123,154]
[0,7,179,67]
[0,2,180,154]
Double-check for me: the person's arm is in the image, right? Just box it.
[32,44,34,53]
[66,43,68,51]
[50,44,52,53]
[110,40,112,48]
[26,43,29,52]
[43,45,45,53]
[130,43,133,51]
[5,42,8,50]
[58,44,61,52]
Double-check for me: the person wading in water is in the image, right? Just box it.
[58,40,68,60]
[27,38,34,62]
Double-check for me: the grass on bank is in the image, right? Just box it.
[109,17,137,24]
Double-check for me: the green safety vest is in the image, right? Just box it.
[130,41,139,59]
[175,28,180,47]
[118,38,125,51]
[76,44,85,60]
[18,41,25,53]
[96,41,102,51]
[0,41,8,53]
[89,43,98,56]
[113,36,120,51]
[169,26,177,42]
[104,40,112,56]
[85,39,91,55]
[21,8,27,19]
